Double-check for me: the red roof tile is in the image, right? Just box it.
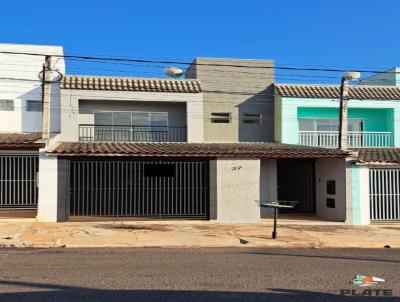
[275,84,400,100]
[0,133,43,149]
[356,148,400,164]
[60,75,202,93]
[49,142,347,158]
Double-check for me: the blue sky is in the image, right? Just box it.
[0,0,399,83]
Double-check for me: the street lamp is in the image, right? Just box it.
[338,71,361,150]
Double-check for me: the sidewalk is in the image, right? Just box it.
[0,218,399,248]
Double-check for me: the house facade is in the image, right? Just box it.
[274,84,400,224]
[1,43,398,225]
[37,73,346,223]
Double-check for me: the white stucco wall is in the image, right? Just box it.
[37,152,68,222]
[210,158,261,223]
[260,159,278,217]
[0,43,65,134]
[315,158,347,221]
[60,89,204,142]
[358,165,371,225]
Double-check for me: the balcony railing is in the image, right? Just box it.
[299,131,393,148]
[79,124,187,142]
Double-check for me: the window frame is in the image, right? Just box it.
[0,100,14,111]
[94,111,169,127]
[299,117,364,132]
[242,113,262,124]
[26,100,43,112]
[211,112,231,124]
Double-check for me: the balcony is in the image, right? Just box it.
[299,131,393,148]
[79,124,187,142]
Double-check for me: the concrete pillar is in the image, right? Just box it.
[186,96,204,142]
[37,152,69,222]
[345,163,370,225]
[210,158,261,223]
[260,159,277,217]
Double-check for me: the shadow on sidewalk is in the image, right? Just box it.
[0,280,398,302]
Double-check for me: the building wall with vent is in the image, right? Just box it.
[185,58,275,142]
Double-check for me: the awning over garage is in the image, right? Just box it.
[0,133,44,150]
[48,142,348,159]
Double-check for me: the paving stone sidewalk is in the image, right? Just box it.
[0,219,399,248]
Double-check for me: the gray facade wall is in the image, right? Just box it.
[185,58,274,142]
[209,158,261,223]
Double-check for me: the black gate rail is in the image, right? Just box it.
[0,155,38,209]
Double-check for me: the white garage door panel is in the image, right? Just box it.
[369,169,400,221]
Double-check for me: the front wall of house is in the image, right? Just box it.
[210,158,261,223]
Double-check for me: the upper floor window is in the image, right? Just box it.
[26,100,42,112]
[0,100,14,111]
[94,111,168,127]
[242,113,262,124]
[211,112,231,123]
[299,118,363,132]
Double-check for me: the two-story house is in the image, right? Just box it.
[40,71,345,223]
[274,82,400,224]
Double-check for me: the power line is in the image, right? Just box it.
[1,50,400,75]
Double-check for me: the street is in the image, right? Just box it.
[0,248,399,301]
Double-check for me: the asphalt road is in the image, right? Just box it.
[0,248,399,302]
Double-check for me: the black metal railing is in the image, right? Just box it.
[79,124,187,142]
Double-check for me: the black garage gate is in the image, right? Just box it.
[69,158,209,219]
[0,154,38,209]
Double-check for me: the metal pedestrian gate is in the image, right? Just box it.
[69,158,209,219]
[0,154,38,208]
[369,168,400,221]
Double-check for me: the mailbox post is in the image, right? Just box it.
[259,201,299,239]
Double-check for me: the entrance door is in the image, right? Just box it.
[277,159,316,213]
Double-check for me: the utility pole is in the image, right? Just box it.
[338,77,349,150]
[338,71,361,150]
[41,55,52,142]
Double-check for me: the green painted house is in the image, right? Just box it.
[274,82,400,225]
[274,84,400,148]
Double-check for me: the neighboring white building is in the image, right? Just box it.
[0,44,65,216]
[0,43,65,133]
[360,67,400,87]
